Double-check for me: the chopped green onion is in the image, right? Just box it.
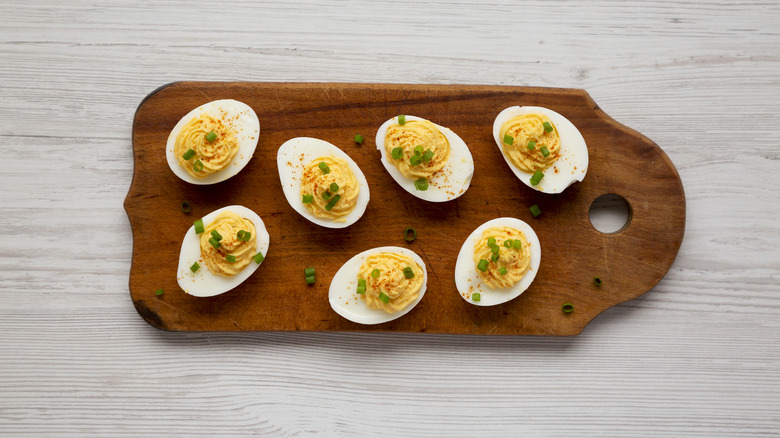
[498,267,508,276]
[472,293,481,302]
[543,121,553,133]
[354,134,364,144]
[371,269,380,279]
[503,133,514,145]
[530,204,542,217]
[210,230,222,241]
[404,228,417,242]
[226,254,236,263]
[422,149,434,163]
[491,253,500,262]
[562,303,574,313]
[304,267,316,276]
[182,148,196,160]
[414,178,428,191]
[398,114,406,125]
[540,146,550,157]
[208,237,221,249]
[155,288,164,296]
[410,154,422,166]
[512,239,522,249]
[194,219,205,234]
[356,278,366,294]
[305,275,316,285]
[530,170,544,186]
[391,147,403,160]
[205,131,217,142]
[403,267,415,279]
[190,262,200,273]
[181,201,191,213]
[487,237,496,246]
[527,140,536,151]
[503,240,513,248]
[302,194,314,204]
[490,245,500,255]
[477,259,489,272]
[325,194,341,211]
[594,276,603,286]
[321,190,332,200]
[378,292,390,303]
[318,162,330,174]
[237,230,251,241]
[329,182,339,193]
[253,252,265,264]
[193,160,204,172]
[414,145,423,156]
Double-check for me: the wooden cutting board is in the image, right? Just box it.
[125,82,685,335]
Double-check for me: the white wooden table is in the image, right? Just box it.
[2,1,778,436]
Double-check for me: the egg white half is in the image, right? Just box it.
[176,205,270,298]
[329,246,428,325]
[492,106,588,194]
[166,99,260,185]
[375,115,474,202]
[277,137,370,229]
[454,217,541,306]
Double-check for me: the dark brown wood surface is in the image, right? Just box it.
[125,82,685,335]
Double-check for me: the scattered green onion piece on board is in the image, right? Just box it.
[356,279,366,294]
[503,133,514,145]
[594,276,603,286]
[477,259,489,272]
[398,114,406,125]
[487,237,496,246]
[403,267,415,279]
[503,240,513,248]
[205,131,217,142]
[414,145,423,156]
[371,269,380,279]
[491,253,500,262]
[530,171,544,186]
[210,230,222,241]
[404,228,417,242]
[414,178,428,191]
[422,149,434,163]
[498,267,508,276]
[378,292,390,303]
[530,204,542,217]
[194,219,205,234]
[304,267,316,276]
[181,202,191,213]
[318,162,330,174]
[472,293,481,302]
[527,140,536,151]
[329,182,339,193]
[354,134,364,144]
[410,154,422,166]
[253,252,265,264]
[155,289,164,296]
[193,160,204,172]
[540,146,550,157]
[302,194,313,204]
[562,303,575,313]
[226,255,236,263]
[305,275,316,285]
[325,194,341,211]
[190,262,200,273]
[512,239,522,249]
[543,121,553,133]
[391,147,403,160]
[237,230,251,241]
[208,237,221,249]
[182,148,196,160]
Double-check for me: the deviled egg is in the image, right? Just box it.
[176,205,269,297]
[277,137,370,229]
[454,217,540,306]
[376,115,474,202]
[166,99,260,185]
[493,106,588,193]
[329,246,427,325]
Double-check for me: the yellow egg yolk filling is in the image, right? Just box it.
[499,113,561,173]
[175,113,239,178]
[200,211,257,277]
[384,120,451,179]
[473,226,531,289]
[300,156,360,220]
[358,252,424,314]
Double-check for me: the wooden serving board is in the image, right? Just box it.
[125,82,685,335]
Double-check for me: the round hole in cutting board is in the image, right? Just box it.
[589,194,632,233]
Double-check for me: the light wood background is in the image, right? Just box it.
[1,1,778,436]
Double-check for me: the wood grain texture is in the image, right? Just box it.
[126,82,684,334]
[1,0,779,436]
